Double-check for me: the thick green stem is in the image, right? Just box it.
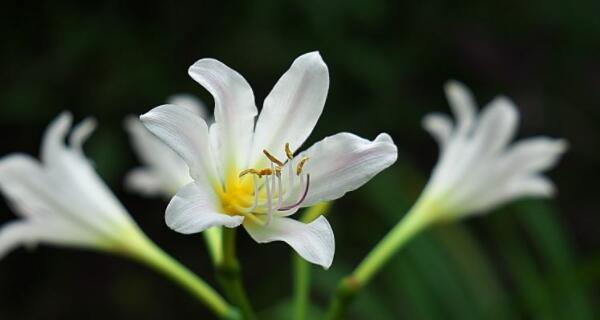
[216,228,257,320]
[127,234,239,319]
[325,198,436,320]
[293,202,332,320]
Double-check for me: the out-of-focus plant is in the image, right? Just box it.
[324,81,567,319]
[0,113,239,319]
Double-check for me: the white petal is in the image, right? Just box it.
[500,137,568,175]
[471,96,519,157]
[296,132,397,207]
[468,175,555,213]
[422,113,454,150]
[166,182,244,234]
[167,94,209,120]
[69,117,97,154]
[251,52,329,166]
[124,116,192,196]
[41,111,73,165]
[125,168,164,196]
[0,221,36,259]
[140,104,219,186]
[243,215,334,269]
[444,80,476,134]
[188,58,257,169]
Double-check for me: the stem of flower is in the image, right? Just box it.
[216,228,257,320]
[293,202,332,320]
[204,226,223,265]
[324,197,436,320]
[127,234,240,320]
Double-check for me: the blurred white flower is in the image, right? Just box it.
[141,52,398,268]
[125,94,207,197]
[0,112,146,258]
[420,81,567,219]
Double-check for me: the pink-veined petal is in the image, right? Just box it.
[296,132,397,207]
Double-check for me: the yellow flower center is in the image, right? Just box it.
[216,143,311,225]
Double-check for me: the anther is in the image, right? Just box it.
[296,156,309,176]
[258,168,273,176]
[263,149,284,167]
[239,168,259,178]
[274,166,282,177]
[285,143,294,160]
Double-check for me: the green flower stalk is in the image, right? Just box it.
[325,81,568,319]
[0,113,237,319]
[293,202,332,320]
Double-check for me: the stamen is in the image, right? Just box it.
[265,176,273,225]
[250,175,259,211]
[285,143,294,160]
[296,156,310,176]
[239,168,259,178]
[276,173,283,208]
[278,174,310,211]
[270,162,277,194]
[263,149,284,167]
[258,168,273,176]
[288,158,294,195]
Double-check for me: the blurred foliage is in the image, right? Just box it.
[0,1,598,319]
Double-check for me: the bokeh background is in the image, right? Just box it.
[1,1,598,319]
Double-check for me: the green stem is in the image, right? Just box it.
[216,228,257,320]
[293,254,311,320]
[128,234,240,320]
[325,198,435,320]
[293,202,332,320]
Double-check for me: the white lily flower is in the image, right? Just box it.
[420,81,568,219]
[125,94,207,197]
[0,112,146,258]
[141,52,398,268]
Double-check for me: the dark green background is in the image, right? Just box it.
[0,1,598,319]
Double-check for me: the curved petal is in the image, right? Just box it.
[41,111,72,165]
[124,116,192,196]
[422,113,454,151]
[243,215,334,269]
[471,96,519,157]
[140,104,219,187]
[0,221,37,259]
[444,80,476,134]
[188,58,257,170]
[166,182,244,234]
[468,175,555,213]
[500,137,568,175]
[69,118,97,154]
[167,94,208,120]
[125,168,164,196]
[298,132,397,207]
[251,52,329,166]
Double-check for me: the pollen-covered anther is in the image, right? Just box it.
[285,143,294,160]
[296,156,309,176]
[263,149,284,166]
[239,168,273,178]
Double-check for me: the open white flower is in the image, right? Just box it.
[0,112,146,259]
[125,94,207,197]
[420,81,567,219]
[141,52,398,268]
